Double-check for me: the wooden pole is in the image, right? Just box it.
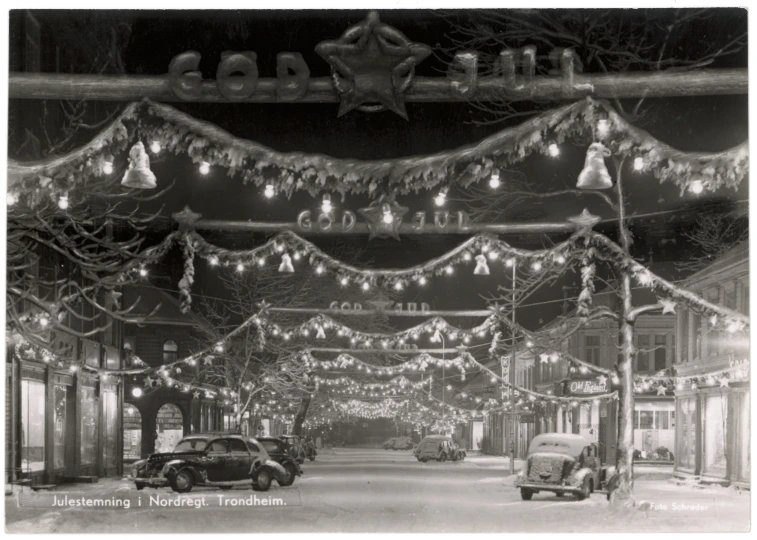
[9,69,748,103]
[191,219,577,235]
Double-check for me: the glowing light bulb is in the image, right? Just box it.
[548,144,560,157]
[210,256,219,266]
[531,261,542,271]
[362,282,370,291]
[257,257,266,267]
[103,158,114,175]
[150,141,161,154]
[505,258,515,267]
[381,203,394,224]
[463,252,472,261]
[488,251,498,261]
[215,343,224,353]
[555,254,565,264]
[315,265,325,275]
[236,263,245,273]
[199,162,210,175]
[293,252,301,261]
[435,187,448,207]
[597,119,610,136]
[321,194,333,214]
[690,180,704,195]
[394,282,403,291]
[489,172,501,189]
[39,316,49,328]
[58,195,69,210]
[526,341,534,348]
[69,365,78,373]
[139,267,148,277]
[633,157,644,171]
[418,276,427,286]
[445,266,454,275]
[340,277,349,286]
[131,387,143,398]
[264,184,275,198]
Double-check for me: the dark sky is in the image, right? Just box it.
[12,9,749,330]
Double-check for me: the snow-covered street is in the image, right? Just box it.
[5,448,750,533]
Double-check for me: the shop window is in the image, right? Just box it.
[654,335,667,372]
[637,335,650,372]
[163,340,178,365]
[21,380,45,472]
[123,405,143,460]
[80,386,98,464]
[53,384,68,470]
[655,411,669,430]
[678,397,697,471]
[703,394,728,477]
[639,410,654,429]
[585,335,600,366]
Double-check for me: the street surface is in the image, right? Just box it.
[5,448,750,533]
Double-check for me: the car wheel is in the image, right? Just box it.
[278,463,297,487]
[520,488,533,501]
[135,484,145,491]
[253,468,272,492]
[555,491,564,498]
[170,470,194,494]
[576,478,591,501]
[439,453,447,462]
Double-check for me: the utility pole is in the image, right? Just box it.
[508,262,517,476]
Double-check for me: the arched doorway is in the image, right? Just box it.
[123,404,143,461]
[156,404,184,453]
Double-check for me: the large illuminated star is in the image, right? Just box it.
[568,208,601,231]
[315,11,431,119]
[358,195,408,240]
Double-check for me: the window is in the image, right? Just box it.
[637,335,650,372]
[175,439,207,452]
[585,335,600,366]
[229,439,248,453]
[21,380,45,472]
[53,385,68,469]
[208,440,229,453]
[247,440,263,453]
[163,341,178,365]
[654,335,667,372]
[655,411,669,430]
[80,386,98,464]
[639,411,654,429]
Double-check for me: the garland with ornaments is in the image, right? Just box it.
[313,374,433,394]
[182,227,582,294]
[257,313,498,348]
[300,350,472,377]
[7,97,747,209]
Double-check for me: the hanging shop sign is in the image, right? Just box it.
[566,377,608,395]
[297,209,471,234]
[327,301,430,313]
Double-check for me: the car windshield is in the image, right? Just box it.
[174,439,207,452]
[260,440,280,453]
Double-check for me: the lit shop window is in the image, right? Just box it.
[81,386,98,464]
[21,380,45,472]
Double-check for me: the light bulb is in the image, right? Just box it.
[418,276,427,286]
[150,141,161,154]
[264,184,275,198]
[293,252,301,261]
[531,261,542,271]
[69,365,78,373]
[139,267,148,277]
[548,144,560,157]
[362,282,370,291]
[382,203,394,224]
[690,180,704,195]
[489,172,500,189]
[434,187,448,207]
[39,316,49,328]
[315,265,325,275]
[131,387,143,398]
[340,277,349,286]
[555,255,566,264]
[103,158,114,175]
[597,119,610,136]
[505,258,515,267]
[488,251,498,261]
[526,340,534,348]
[394,282,403,291]
[236,263,245,273]
[58,195,69,210]
[215,343,224,353]
[257,257,266,267]
[633,157,644,171]
[7,193,16,206]
[199,162,210,175]
[321,194,333,214]
[210,256,219,266]
[445,266,454,275]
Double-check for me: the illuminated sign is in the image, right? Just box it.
[568,378,608,395]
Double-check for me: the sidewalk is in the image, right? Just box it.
[465,453,524,471]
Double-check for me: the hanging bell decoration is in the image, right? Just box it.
[316,325,326,340]
[121,142,157,189]
[576,142,613,190]
[474,254,490,275]
[278,253,294,273]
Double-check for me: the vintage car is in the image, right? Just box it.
[382,437,397,450]
[515,433,614,501]
[413,435,465,462]
[279,435,305,464]
[391,436,415,450]
[256,436,304,485]
[131,433,288,493]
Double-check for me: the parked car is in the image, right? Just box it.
[382,437,397,450]
[254,437,304,486]
[514,433,614,501]
[413,436,464,462]
[131,433,288,493]
[279,435,304,464]
[391,436,415,450]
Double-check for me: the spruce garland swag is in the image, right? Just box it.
[8,97,748,207]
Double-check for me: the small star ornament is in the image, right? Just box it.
[719,377,730,388]
[568,209,601,231]
[656,385,667,396]
[144,376,156,388]
[540,353,550,364]
[597,375,608,386]
[193,391,201,399]
[659,298,677,314]
[204,355,214,366]
[358,196,408,240]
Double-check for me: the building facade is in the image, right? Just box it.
[673,242,749,487]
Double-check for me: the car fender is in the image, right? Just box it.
[162,461,206,483]
[572,467,594,485]
[256,459,287,481]
[280,457,303,476]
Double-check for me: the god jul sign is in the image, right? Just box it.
[567,377,608,395]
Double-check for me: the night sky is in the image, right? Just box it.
[11,9,749,330]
